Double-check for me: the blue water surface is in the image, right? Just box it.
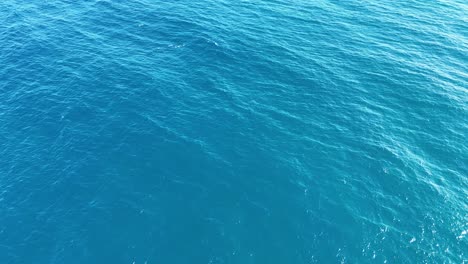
[1,0,467,263]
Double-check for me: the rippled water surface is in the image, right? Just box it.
[1,0,467,263]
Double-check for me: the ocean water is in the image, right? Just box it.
[1,0,467,263]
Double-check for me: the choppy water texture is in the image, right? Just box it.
[1,0,467,263]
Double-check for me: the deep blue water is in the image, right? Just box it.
[1,0,467,263]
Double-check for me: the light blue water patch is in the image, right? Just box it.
[0,0,467,263]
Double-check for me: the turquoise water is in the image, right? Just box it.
[1,0,467,263]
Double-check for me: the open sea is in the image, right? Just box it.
[1,0,467,263]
